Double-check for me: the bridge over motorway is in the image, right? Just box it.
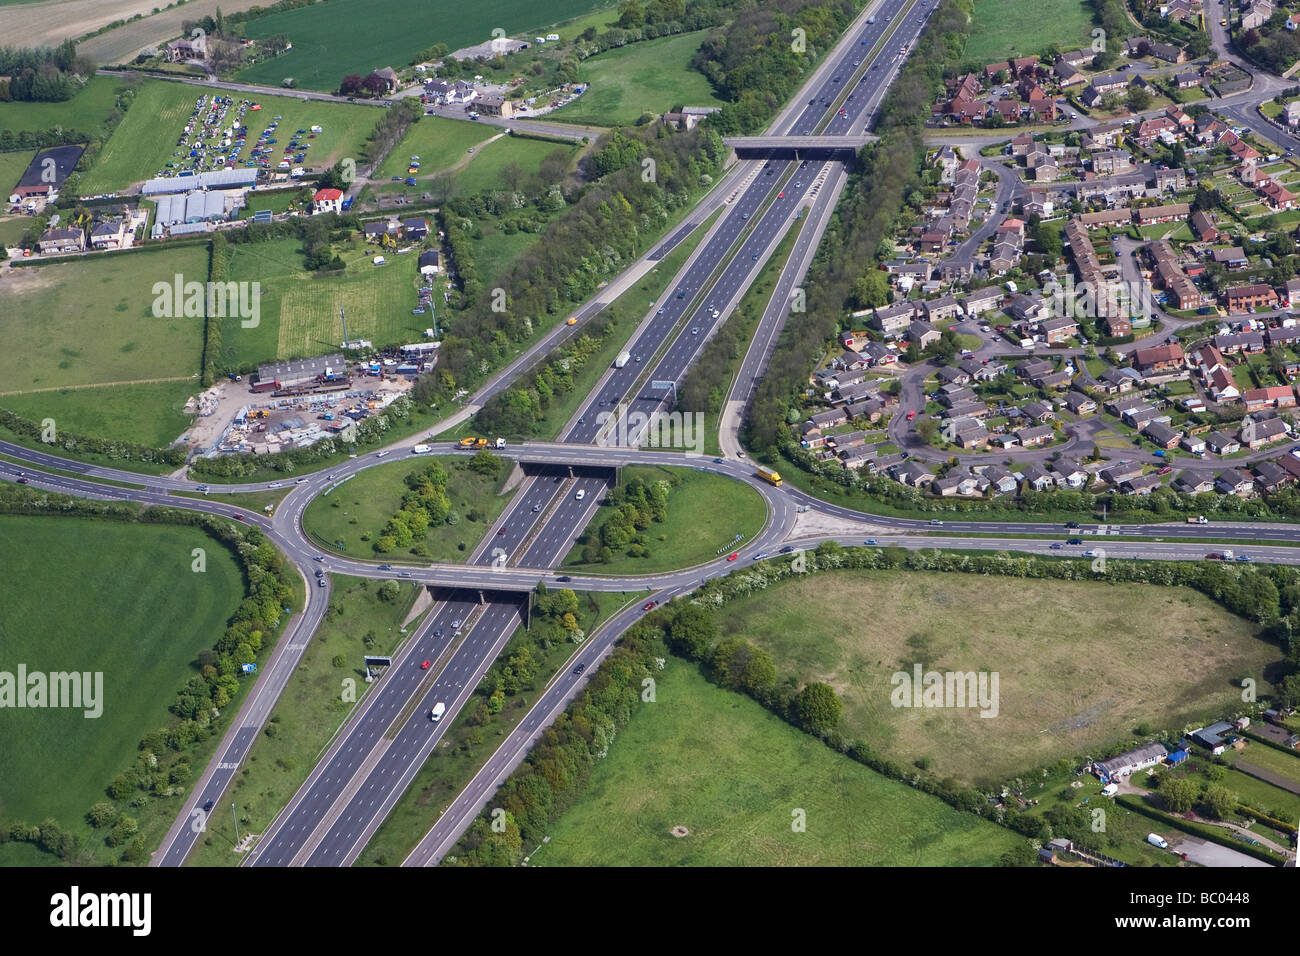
[722,134,878,159]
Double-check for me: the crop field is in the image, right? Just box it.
[214,237,430,368]
[962,0,1095,65]
[0,515,244,847]
[301,455,516,561]
[237,0,608,92]
[0,75,125,139]
[375,116,497,181]
[79,79,378,194]
[715,570,1276,788]
[540,657,1023,866]
[0,380,197,447]
[0,245,207,393]
[551,30,727,128]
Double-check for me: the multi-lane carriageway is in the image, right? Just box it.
[141,0,942,867]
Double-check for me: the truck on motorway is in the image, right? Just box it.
[456,436,479,448]
[429,702,446,722]
[412,443,432,454]
[614,350,631,369]
[1221,549,1235,561]
[867,14,876,22]
[494,437,506,448]
[1188,515,1208,524]
[758,466,783,487]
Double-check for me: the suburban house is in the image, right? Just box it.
[1093,743,1168,783]
[37,227,85,254]
[312,187,344,215]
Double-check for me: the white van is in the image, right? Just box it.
[1100,783,1119,796]
[429,702,446,722]
[1146,833,1168,849]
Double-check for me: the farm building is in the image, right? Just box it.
[141,168,258,196]
[1093,742,1168,782]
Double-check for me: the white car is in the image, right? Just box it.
[575,489,586,500]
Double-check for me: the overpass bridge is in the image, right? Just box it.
[722,134,877,160]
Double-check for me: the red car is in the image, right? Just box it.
[1157,466,1172,475]
[777,191,784,199]
[642,600,657,612]
[727,553,739,562]
[420,660,432,670]
[906,410,916,421]
[232,514,244,521]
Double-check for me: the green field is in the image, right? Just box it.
[551,30,727,127]
[0,148,36,196]
[1229,740,1300,787]
[0,516,244,849]
[216,236,430,368]
[563,464,767,574]
[451,135,580,198]
[185,574,421,865]
[238,0,608,91]
[376,116,497,181]
[539,656,1024,865]
[0,380,197,447]
[79,79,379,194]
[962,0,1095,65]
[0,214,30,246]
[0,245,207,390]
[302,454,516,561]
[0,76,126,139]
[713,569,1277,789]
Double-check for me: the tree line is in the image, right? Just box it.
[0,42,93,102]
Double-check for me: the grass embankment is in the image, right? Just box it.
[185,575,423,865]
[715,569,1277,788]
[562,464,767,574]
[538,656,1023,865]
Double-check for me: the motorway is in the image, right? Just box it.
[6,0,1300,869]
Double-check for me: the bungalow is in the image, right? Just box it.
[1175,70,1202,89]
[939,385,977,406]
[1122,473,1164,495]
[363,219,401,241]
[1098,367,1138,394]
[1216,469,1256,496]
[1241,416,1289,448]
[1016,424,1055,448]
[935,366,972,386]
[1175,474,1215,493]
[418,248,441,275]
[1019,463,1055,491]
[934,473,982,497]
[807,408,848,430]
[1189,209,1219,243]
[1022,400,1055,422]
[861,340,897,366]
[1203,431,1240,456]
[978,466,1020,495]
[946,400,991,421]
[1100,461,1145,485]
[892,461,935,487]
[1180,433,1206,454]
[1134,202,1189,226]
[1064,391,1097,414]
[1051,458,1089,488]
[952,419,989,449]
[1211,246,1248,270]
[1094,743,1168,783]
[1143,421,1180,449]
[403,217,430,238]
[1253,460,1293,492]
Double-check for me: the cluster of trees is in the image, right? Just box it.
[469,586,584,719]
[745,1,971,453]
[0,42,92,102]
[339,72,393,98]
[575,475,671,563]
[1239,9,1300,73]
[435,123,725,414]
[448,622,661,865]
[694,0,857,135]
[373,458,453,555]
[678,291,750,416]
[360,98,422,165]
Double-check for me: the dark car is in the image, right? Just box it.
[203,799,214,812]
[573,662,586,675]
[378,564,393,570]
[556,575,571,582]
[1064,522,1080,529]
[1067,538,1083,545]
